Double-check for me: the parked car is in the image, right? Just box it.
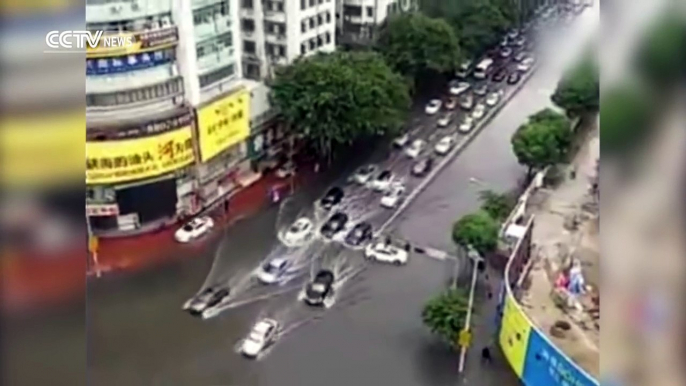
[507,29,520,39]
[364,242,409,265]
[393,133,410,148]
[486,90,503,106]
[434,135,455,155]
[507,71,522,84]
[411,157,434,177]
[352,164,378,185]
[512,36,526,47]
[303,270,335,306]
[282,217,313,245]
[499,47,513,58]
[183,286,230,316]
[241,318,279,358]
[370,170,394,192]
[459,116,474,133]
[517,57,535,72]
[514,51,528,62]
[174,216,214,243]
[345,222,373,247]
[449,80,471,96]
[404,139,425,159]
[319,187,344,211]
[425,99,442,115]
[492,68,508,82]
[437,113,453,128]
[455,60,472,78]
[473,83,488,96]
[320,212,349,239]
[460,93,474,110]
[445,98,458,110]
[471,103,487,120]
[256,257,291,284]
[380,183,405,209]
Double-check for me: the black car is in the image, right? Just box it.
[507,71,522,84]
[184,287,231,316]
[304,270,335,306]
[411,157,434,177]
[319,187,344,210]
[473,83,488,96]
[492,68,507,82]
[320,212,349,239]
[345,222,373,246]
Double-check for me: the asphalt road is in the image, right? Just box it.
[6,5,599,386]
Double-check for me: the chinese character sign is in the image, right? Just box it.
[196,88,250,162]
[86,126,195,184]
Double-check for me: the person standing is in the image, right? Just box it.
[481,346,492,364]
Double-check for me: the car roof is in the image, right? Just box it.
[269,257,287,265]
[254,319,277,332]
[355,222,371,230]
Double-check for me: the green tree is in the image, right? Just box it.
[377,13,461,82]
[552,56,600,117]
[452,211,499,255]
[421,288,471,346]
[271,51,411,156]
[634,11,686,88]
[479,190,515,221]
[511,109,572,175]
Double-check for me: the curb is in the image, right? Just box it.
[376,64,539,236]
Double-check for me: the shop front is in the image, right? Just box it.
[86,111,196,235]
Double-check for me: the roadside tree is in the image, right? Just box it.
[479,190,515,222]
[271,51,410,157]
[551,56,600,117]
[511,109,572,176]
[421,288,471,347]
[377,13,461,84]
[452,211,499,255]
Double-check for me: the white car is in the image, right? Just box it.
[459,117,474,133]
[174,216,214,243]
[471,103,486,120]
[353,164,378,184]
[369,170,394,192]
[437,114,452,128]
[393,133,410,147]
[460,94,474,110]
[434,136,455,155]
[404,139,425,159]
[425,99,442,115]
[256,257,290,284]
[449,81,471,96]
[486,90,502,106]
[517,57,535,72]
[275,162,296,178]
[380,183,405,208]
[282,217,313,245]
[364,242,409,265]
[241,319,279,358]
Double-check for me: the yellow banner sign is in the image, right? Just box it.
[197,88,250,162]
[0,111,85,188]
[86,27,178,58]
[86,126,195,185]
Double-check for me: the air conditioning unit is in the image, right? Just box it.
[131,2,140,11]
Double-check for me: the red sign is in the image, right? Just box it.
[86,204,120,217]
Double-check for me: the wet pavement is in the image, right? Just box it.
[7,5,598,386]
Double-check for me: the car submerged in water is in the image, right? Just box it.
[302,270,335,306]
[320,212,349,239]
[345,222,373,247]
[182,286,230,316]
[319,187,344,211]
[256,257,291,285]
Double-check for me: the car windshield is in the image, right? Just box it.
[429,101,439,107]
[182,225,193,231]
[248,332,264,343]
[289,224,301,233]
[263,261,282,273]
[360,166,374,174]
[311,283,326,293]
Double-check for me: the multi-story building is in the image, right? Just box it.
[336,0,414,46]
[239,0,337,80]
[86,0,256,235]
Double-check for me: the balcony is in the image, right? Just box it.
[265,32,287,43]
[86,0,173,24]
[267,55,288,66]
[191,0,226,11]
[263,10,286,23]
[197,47,236,75]
[87,63,179,94]
[195,16,233,41]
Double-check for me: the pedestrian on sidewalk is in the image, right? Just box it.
[481,346,492,364]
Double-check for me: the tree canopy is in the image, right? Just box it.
[452,211,499,255]
[270,51,411,156]
[511,109,572,173]
[376,13,461,81]
[552,55,600,117]
[479,190,515,221]
[421,288,471,346]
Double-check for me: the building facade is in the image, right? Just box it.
[336,0,414,46]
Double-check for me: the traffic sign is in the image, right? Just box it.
[458,328,472,347]
[88,235,99,253]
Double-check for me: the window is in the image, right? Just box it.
[301,44,306,55]
[317,36,323,47]
[309,39,315,50]
[243,40,256,53]
[301,0,306,10]
[367,7,373,17]
[309,0,315,6]
[317,14,322,25]
[241,0,253,9]
[301,21,307,33]
[216,32,232,48]
[309,18,315,28]
[326,12,331,23]
[325,32,331,44]
[242,18,255,32]
[196,45,206,57]
[199,64,236,88]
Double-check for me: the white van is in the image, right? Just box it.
[473,58,494,79]
[455,60,472,78]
